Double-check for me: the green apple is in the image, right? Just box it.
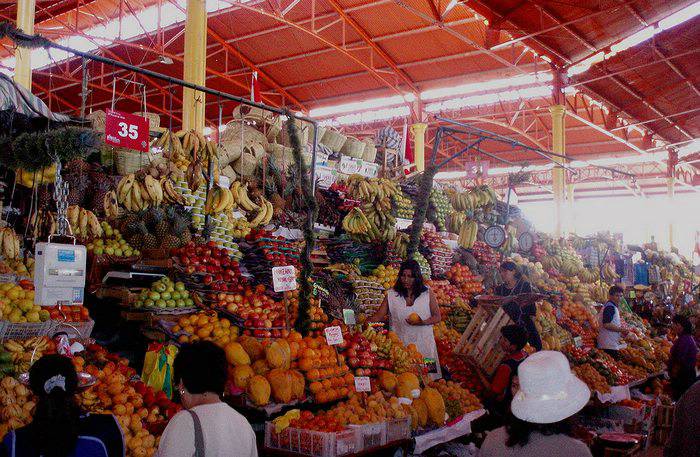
[156,299,167,308]
[176,299,185,308]
[161,291,171,300]
[144,299,155,308]
[148,291,161,301]
[166,299,176,308]
[175,282,186,292]
[185,298,194,307]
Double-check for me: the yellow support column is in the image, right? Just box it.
[410,123,427,172]
[14,0,36,89]
[182,0,207,133]
[550,105,566,238]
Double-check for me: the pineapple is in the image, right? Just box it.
[174,216,192,246]
[128,222,146,249]
[152,208,171,240]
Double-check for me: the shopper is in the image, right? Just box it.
[495,261,542,351]
[156,341,258,457]
[664,380,700,457]
[370,259,442,378]
[478,351,592,457]
[596,285,628,356]
[668,315,698,401]
[0,354,124,457]
[472,325,529,418]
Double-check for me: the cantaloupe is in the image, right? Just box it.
[396,372,420,398]
[265,340,291,369]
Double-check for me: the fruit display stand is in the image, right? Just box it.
[413,408,486,454]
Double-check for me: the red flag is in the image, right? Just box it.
[405,133,414,164]
[251,71,261,103]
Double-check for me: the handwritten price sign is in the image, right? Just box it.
[104,109,149,152]
[272,265,297,293]
[354,376,371,392]
[324,326,344,346]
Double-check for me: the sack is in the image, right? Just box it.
[142,343,178,398]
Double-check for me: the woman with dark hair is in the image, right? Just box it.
[495,261,542,351]
[156,341,257,457]
[0,354,124,457]
[668,314,698,400]
[478,351,592,457]
[370,259,442,378]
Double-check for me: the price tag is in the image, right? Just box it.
[339,155,362,175]
[343,309,356,325]
[217,175,231,189]
[272,265,297,292]
[315,165,337,189]
[359,161,379,178]
[574,336,583,348]
[324,326,344,346]
[104,109,149,152]
[354,376,371,392]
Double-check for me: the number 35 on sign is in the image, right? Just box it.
[104,109,149,152]
[272,266,297,293]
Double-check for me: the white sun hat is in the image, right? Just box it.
[510,350,590,424]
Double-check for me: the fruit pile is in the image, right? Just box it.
[0,258,34,278]
[393,192,414,219]
[367,264,399,290]
[429,379,482,420]
[340,175,400,243]
[45,305,91,322]
[2,337,53,375]
[134,277,194,311]
[0,377,35,438]
[171,241,244,290]
[573,363,611,393]
[446,264,483,297]
[66,206,104,241]
[242,231,301,287]
[206,285,289,338]
[428,188,452,231]
[172,312,239,346]
[413,252,432,279]
[448,186,497,212]
[435,338,484,397]
[340,332,391,377]
[534,302,573,351]
[470,241,500,268]
[86,221,140,258]
[296,336,353,404]
[421,230,453,277]
[350,276,385,319]
[0,282,50,324]
[283,410,345,433]
[116,173,169,212]
[428,280,463,310]
[360,327,423,374]
[122,206,192,252]
[227,336,305,406]
[326,391,409,426]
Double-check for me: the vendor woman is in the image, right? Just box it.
[495,261,542,351]
[370,259,442,378]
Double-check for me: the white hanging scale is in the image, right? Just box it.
[484,225,506,248]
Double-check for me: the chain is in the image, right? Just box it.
[53,160,70,236]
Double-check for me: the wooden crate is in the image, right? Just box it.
[454,302,513,376]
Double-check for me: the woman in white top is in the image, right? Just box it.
[157,341,258,457]
[370,259,442,378]
[479,351,593,457]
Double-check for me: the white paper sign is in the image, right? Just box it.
[324,326,344,346]
[339,155,362,175]
[343,309,356,325]
[315,165,337,189]
[272,265,297,292]
[573,336,583,348]
[354,376,371,392]
[359,161,379,178]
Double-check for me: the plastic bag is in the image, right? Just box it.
[142,343,177,398]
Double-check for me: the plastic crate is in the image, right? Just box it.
[264,423,360,457]
[385,417,411,444]
[349,422,385,449]
[0,321,55,341]
[53,320,94,339]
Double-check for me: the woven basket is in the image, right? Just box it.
[321,129,347,152]
[281,120,310,148]
[233,151,258,177]
[134,112,161,131]
[362,139,377,163]
[341,136,365,159]
[269,143,294,168]
[87,110,106,132]
[309,124,326,144]
[219,121,268,168]
[115,148,163,175]
[232,105,282,141]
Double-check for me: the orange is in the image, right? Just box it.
[307,369,320,380]
[309,381,322,394]
[298,358,313,371]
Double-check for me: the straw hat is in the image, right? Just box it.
[511,351,590,424]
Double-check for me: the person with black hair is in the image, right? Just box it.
[478,351,592,457]
[596,285,629,356]
[0,354,124,457]
[668,314,698,401]
[370,259,442,378]
[495,261,542,351]
[156,341,257,457]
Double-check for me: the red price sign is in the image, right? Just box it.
[272,265,297,293]
[104,109,150,152]
[324,326,344,346]
[354,376,371,392]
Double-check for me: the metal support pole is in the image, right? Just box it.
[411,123,428,172]
[550,104,566,237]
[182,0,207,132]
[567,182,575,235]
[667,149,678,248]
[14,0,36,89]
